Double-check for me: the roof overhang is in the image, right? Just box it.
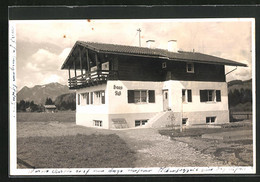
[61,41,247,69]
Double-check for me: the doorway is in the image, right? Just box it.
[163,90,169,111]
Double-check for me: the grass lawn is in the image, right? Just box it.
[159,122,252,137]
[17,112,75,123]
[17,133,136,168]
[159,123,253,166]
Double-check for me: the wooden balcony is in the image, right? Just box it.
[68,70,118,89]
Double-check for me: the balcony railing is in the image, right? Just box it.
[68,70,118,89]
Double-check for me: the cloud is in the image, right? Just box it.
[15,19,253,89]
[25,62,40,72]
[17,47,70,90]
[42,74,65,85]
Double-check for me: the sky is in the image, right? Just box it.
[14,19,253,91]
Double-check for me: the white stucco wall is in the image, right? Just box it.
[76,84,109,114]
[75,80,229,128]
[162,80,229,113]
[107,80,164,114]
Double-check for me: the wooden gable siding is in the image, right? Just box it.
[116,55,164,81]
[167,61,226,82]
[115,55,225,82]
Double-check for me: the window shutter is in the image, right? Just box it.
[200,90,207,102]
[86,92,89,105]
[101,91,105,104]
[216,90,221,102]
[148,90,155,103]
[128,90,134,103]
[90,92,93,104]
[78,94,80,105]
[187,90,192,102]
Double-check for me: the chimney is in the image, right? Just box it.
[146,40,155,48]
[168,40,178,52]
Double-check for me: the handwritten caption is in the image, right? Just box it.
[26,167,253,175]
[9,24,17,117]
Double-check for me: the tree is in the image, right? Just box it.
[45,97,54,105]
[17,100,26,112]
[55,93,76,111]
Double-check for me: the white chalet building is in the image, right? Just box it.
[61,40,246,129]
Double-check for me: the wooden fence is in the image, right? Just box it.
[230,111,252,121]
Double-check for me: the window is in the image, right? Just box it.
[93,120,102,127]
[102,62,109,70]
[186,63,194,73]
[182,118,188,125]
[128,90,155,103]
[134,90,147,103]
[135,120,148,127]
[78,94,80,105]
[182,89,192,103]
[94,90,105,105]
[206,117,216,123]
[216,90,221,102]
[200,90,221,102]
[162,62,167,68]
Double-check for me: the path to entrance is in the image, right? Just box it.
[115,128,224,167]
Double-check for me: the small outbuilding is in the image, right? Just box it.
[44,105,57,113]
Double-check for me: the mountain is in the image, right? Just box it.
[227,79,252,112]
[17,82,73,105]
[228,79,252,92]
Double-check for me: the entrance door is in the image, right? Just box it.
[163,90,169,111]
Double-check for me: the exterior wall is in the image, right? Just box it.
[168,62,226,82]
[115,55,225,82]
[108,112,157,128]
[162,80,229,125]
[107,80,164,114]
[76,84,110,128]
[162,80,229,112]
[182,110,229,125]
[117,56,164,81]
[76,113,109,129]
[76,84,108,114]
[75,80,229,129]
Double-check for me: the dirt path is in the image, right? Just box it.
[115,128,224,167]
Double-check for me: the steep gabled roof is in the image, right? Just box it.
[61,41,247,69]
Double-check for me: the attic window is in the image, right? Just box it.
[162,62,167,69]
[186,63,194,73]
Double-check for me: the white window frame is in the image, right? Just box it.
[134,90,148,103]
[182,118,188,125]
[162,62,167,69]
[135,119,148,127]
[186,62,194,73]
[206,117,216,124]
[93,120,102,127]
[200,89,220,102]
[207,90,215,101]
[93,90,105,105]
[182,89,192,103]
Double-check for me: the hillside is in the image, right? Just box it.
[17,82,73,105]
[228,79,252,112]
[228,79,252,92]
